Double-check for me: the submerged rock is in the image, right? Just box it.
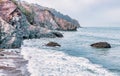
[90,42,111,48]
[46,42,61,47]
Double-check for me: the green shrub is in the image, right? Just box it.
[19,6,34,24]
[11,0,35,24]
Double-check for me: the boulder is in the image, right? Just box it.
[46,42,61,47]
[90,42,111,48]
[51,32,63,38]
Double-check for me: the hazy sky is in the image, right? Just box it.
[22,0,120,27]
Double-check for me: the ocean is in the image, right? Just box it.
[21,27,120,76]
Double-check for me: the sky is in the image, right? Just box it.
[22,0,120,27]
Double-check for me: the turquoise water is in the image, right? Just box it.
[62,27,120,74]
[21,27,120,76]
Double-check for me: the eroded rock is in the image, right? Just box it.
[46,42,61,47]
[90,42,111,48]
[51,31,63,38]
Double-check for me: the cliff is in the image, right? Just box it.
[0,0,80,49]
[15,1,80,31]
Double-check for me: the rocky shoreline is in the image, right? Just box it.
[0,0,80,75]
[0,49,30,76]
[0,0,80,49]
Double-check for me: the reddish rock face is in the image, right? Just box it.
[0,0,80,49]
[18,1,80,31]
[0,0,80,31]
[34,9,59,30]
[0,0,17,22]
[54,17,77,31]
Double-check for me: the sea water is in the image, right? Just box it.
[21,27,120,76]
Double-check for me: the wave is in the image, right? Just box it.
[21,47,116,76]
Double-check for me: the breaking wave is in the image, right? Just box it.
[21,47,116,76]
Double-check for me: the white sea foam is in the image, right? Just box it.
[21,47,116,76]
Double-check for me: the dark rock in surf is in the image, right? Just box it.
[46,42,61,47]
[51,32,63,38]
[90,42,111,48]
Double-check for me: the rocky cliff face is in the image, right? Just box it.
[16,1,80,31]
[0,17,22,48]
[0,0,80,49]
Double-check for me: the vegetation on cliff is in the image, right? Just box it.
[0,0,80,49]
[12,0,35,24]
